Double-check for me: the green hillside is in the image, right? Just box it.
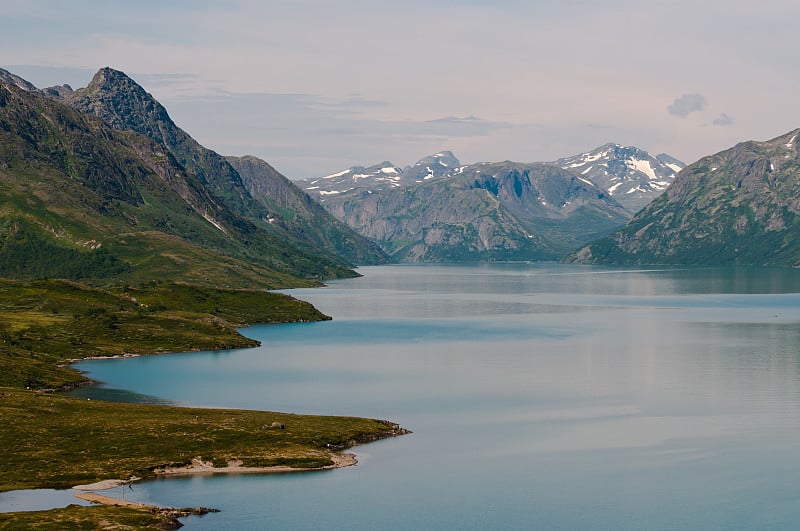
[566,129,800,266]
[67,67,387,267]
[0,76,354,286]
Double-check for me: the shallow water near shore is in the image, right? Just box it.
[64,264,800,529]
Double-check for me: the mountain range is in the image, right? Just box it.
[306,161,630,262]
[0,67,388,287]
[566,129,800,266]
[2,65,797,272]
[299,145,684,262]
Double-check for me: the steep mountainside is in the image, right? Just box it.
[64,68,381,266]
[323,162,628,262]
[553,144,684,213]
[226,155,391,265]
[566,129,800,266]
[0,72,353,285]
[66,68,256,216]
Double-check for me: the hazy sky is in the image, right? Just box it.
[3,0,799,179]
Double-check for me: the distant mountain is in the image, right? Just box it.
[298,151,463,198]
[301,161,405,197]
[401,151,462,183]
[565,129,800,266]
[65,67,386,266]
[0,68,357,285]
[302,144,684,262]
[321,162,629,262]
[553,144,684,213]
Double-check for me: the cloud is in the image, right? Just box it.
[667,93,707,117]
[423,115,513,136]
[428,115,483,124]
[712,113,734,126]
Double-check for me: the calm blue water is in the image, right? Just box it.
[51,265,800,528]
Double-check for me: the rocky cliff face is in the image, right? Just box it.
[566,129,800,266]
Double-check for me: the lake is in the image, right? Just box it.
[63,264,800,529]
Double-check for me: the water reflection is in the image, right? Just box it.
[60,265,800,530]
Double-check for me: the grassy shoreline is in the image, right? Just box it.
[0,279,330,390]
[0,386,407,493]
[0,279,408,529]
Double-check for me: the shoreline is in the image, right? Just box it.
[67,453,361,520]
[72,491,220,526]
[69,446,381,493]
[73,491,151,509]
[149,452,357,477]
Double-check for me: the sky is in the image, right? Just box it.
[2,0,799,179]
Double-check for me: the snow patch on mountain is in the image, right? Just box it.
[553,144,685,213]
[625,158,657,180]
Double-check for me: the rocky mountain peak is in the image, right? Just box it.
[41,84,73,99]
[66,66,261,221]
[86,67,138,91]
[413,150,460,168]
[0,67,39,92]
[67,67,174,139]
[403,150,461,183]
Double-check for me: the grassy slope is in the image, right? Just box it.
[0,279,328,390]
[0,386,401,491]
[0,81,356,287]
[0,504,183,530]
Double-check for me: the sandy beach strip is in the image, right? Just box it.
[73,491,153,508]
[151,453,357,477]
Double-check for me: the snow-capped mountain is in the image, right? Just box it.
[299,151,462,200]
[402,151,462,183]
[300,144,686,263]
[299,161,405,198]
[553,144,685,213]
[302,145,684,215]
[320,161,629,262]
